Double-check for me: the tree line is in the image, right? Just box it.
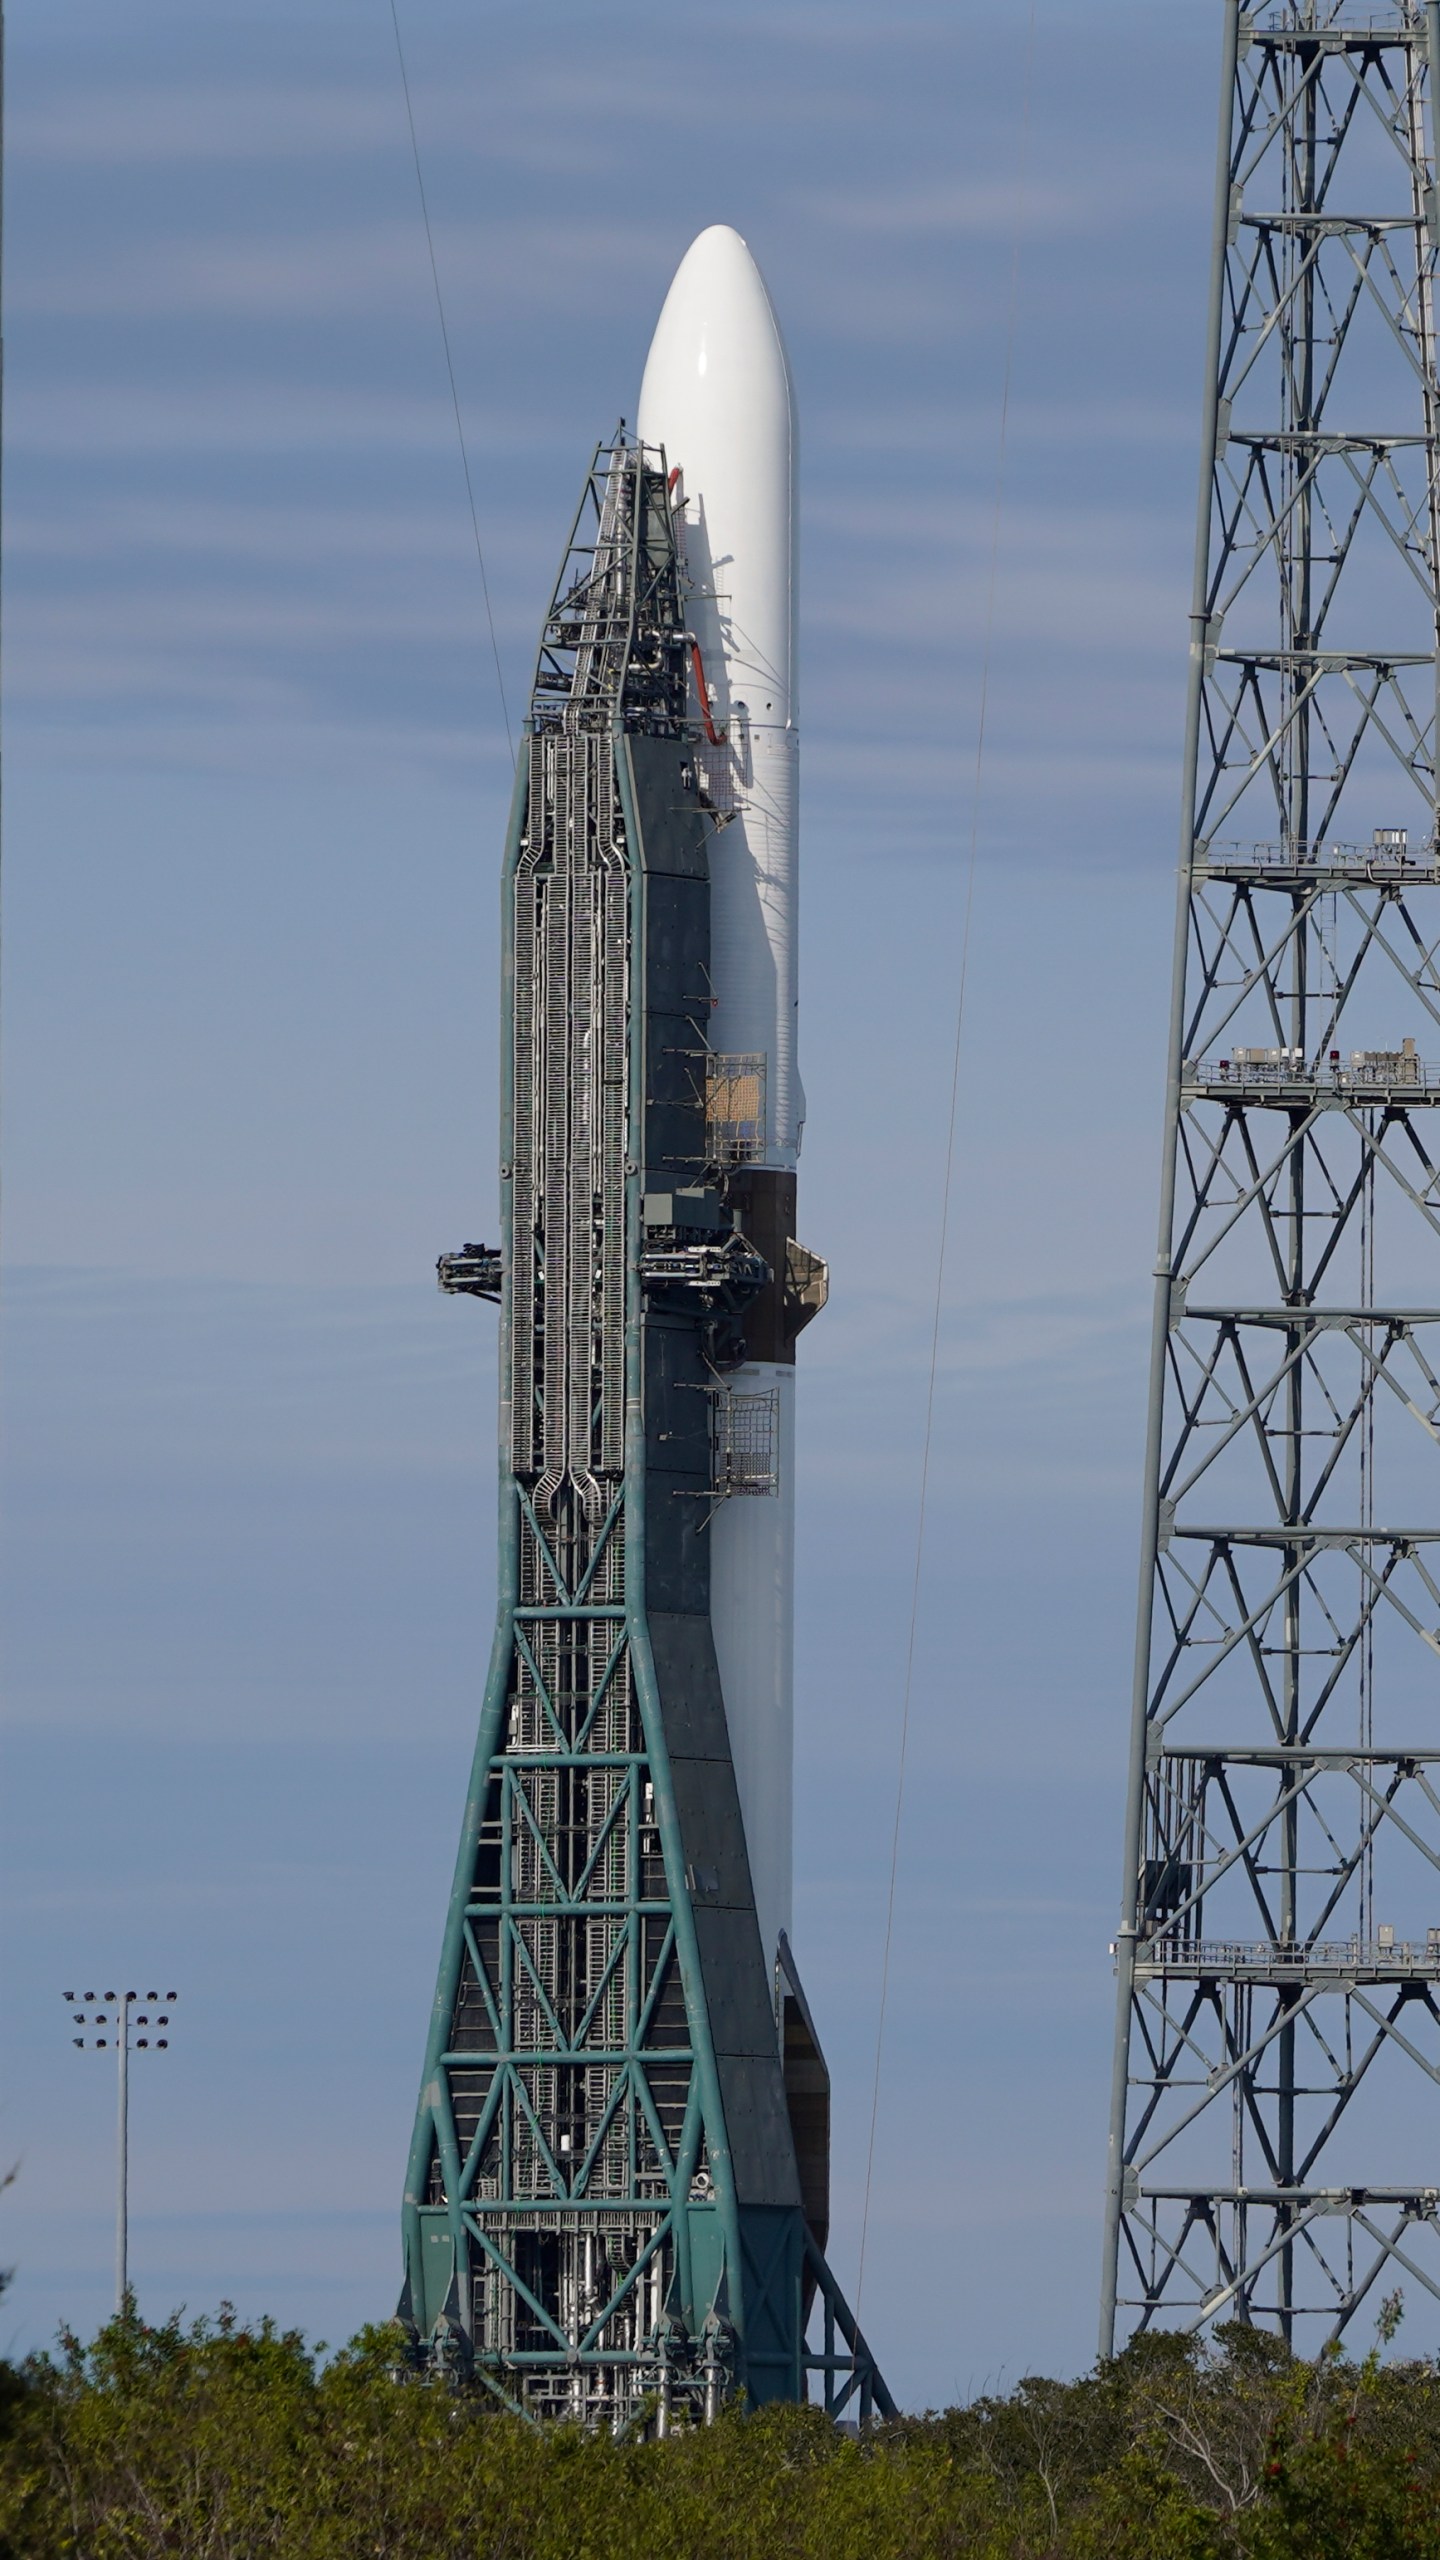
[2,2300,1440,2556]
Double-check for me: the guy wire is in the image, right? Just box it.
[855,0,1037,2320]
[388,0,514,764]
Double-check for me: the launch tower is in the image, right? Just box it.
[397,430,889,2424]
[1103,0,1440,2348]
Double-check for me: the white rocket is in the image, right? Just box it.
[638,227,803,2011]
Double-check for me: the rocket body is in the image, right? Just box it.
[639,228,802,2004]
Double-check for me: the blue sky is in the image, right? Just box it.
[2,0,1226,2407]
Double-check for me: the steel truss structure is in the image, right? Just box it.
[1102,0,1440,2351]
[398,439,890,2426]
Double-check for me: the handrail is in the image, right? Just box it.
[1200,838,1440,874]
[1187,1051,1440,1091]
[1138,1935,1440,1971]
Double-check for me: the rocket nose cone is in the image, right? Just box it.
[637,225,792,449]
[637,220,796,725]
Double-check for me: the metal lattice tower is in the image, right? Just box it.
[397,439,890,2425]
[1102,0,1440,2351]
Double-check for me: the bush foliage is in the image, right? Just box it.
[3,2303,1440,2556]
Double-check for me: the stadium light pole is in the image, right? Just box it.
[63,1990,177,2313]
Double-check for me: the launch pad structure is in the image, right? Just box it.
[397,436,890,2425]
[1104,0,1440,2349]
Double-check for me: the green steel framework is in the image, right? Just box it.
[1103,0,1440,2349]
[397,438,890,2426]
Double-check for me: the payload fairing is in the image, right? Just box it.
[639,227,806,2008]
[399,228,887,2425]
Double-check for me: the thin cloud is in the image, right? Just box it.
[11,214,662,325]
[797,151,1207,243]
[15,84,399,164]
[4,381,557,460]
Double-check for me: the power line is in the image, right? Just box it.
[855,0,1038,2320]
[387,0,514,765]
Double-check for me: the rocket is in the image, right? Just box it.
[401,221,884,2424]
[638,227,815,2005]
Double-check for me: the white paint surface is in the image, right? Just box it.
[638,227,800,1998]
[638,225,801,1159]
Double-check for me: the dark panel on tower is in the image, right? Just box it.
[397,437,890,2425]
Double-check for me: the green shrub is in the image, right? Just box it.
[3,2305,1440,2558]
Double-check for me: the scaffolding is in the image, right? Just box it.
[1102,1,1440,2352]
[400,438,889,2425]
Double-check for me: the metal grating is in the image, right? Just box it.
[704,1054,767,1166]
[713,1388,780,1497]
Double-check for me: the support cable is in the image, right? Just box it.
[855,0,1037,2318]
[387,0,514,764]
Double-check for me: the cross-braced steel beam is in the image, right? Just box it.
[1102,0,1440,2353]
[398,439,890,2426]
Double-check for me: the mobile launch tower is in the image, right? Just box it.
[397,234,890,2424]
[1104,0,1440,2347]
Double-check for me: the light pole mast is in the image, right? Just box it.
[116,1995,129,2312]
[66,1991,177,2315]
[1103,0,1440,2353]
